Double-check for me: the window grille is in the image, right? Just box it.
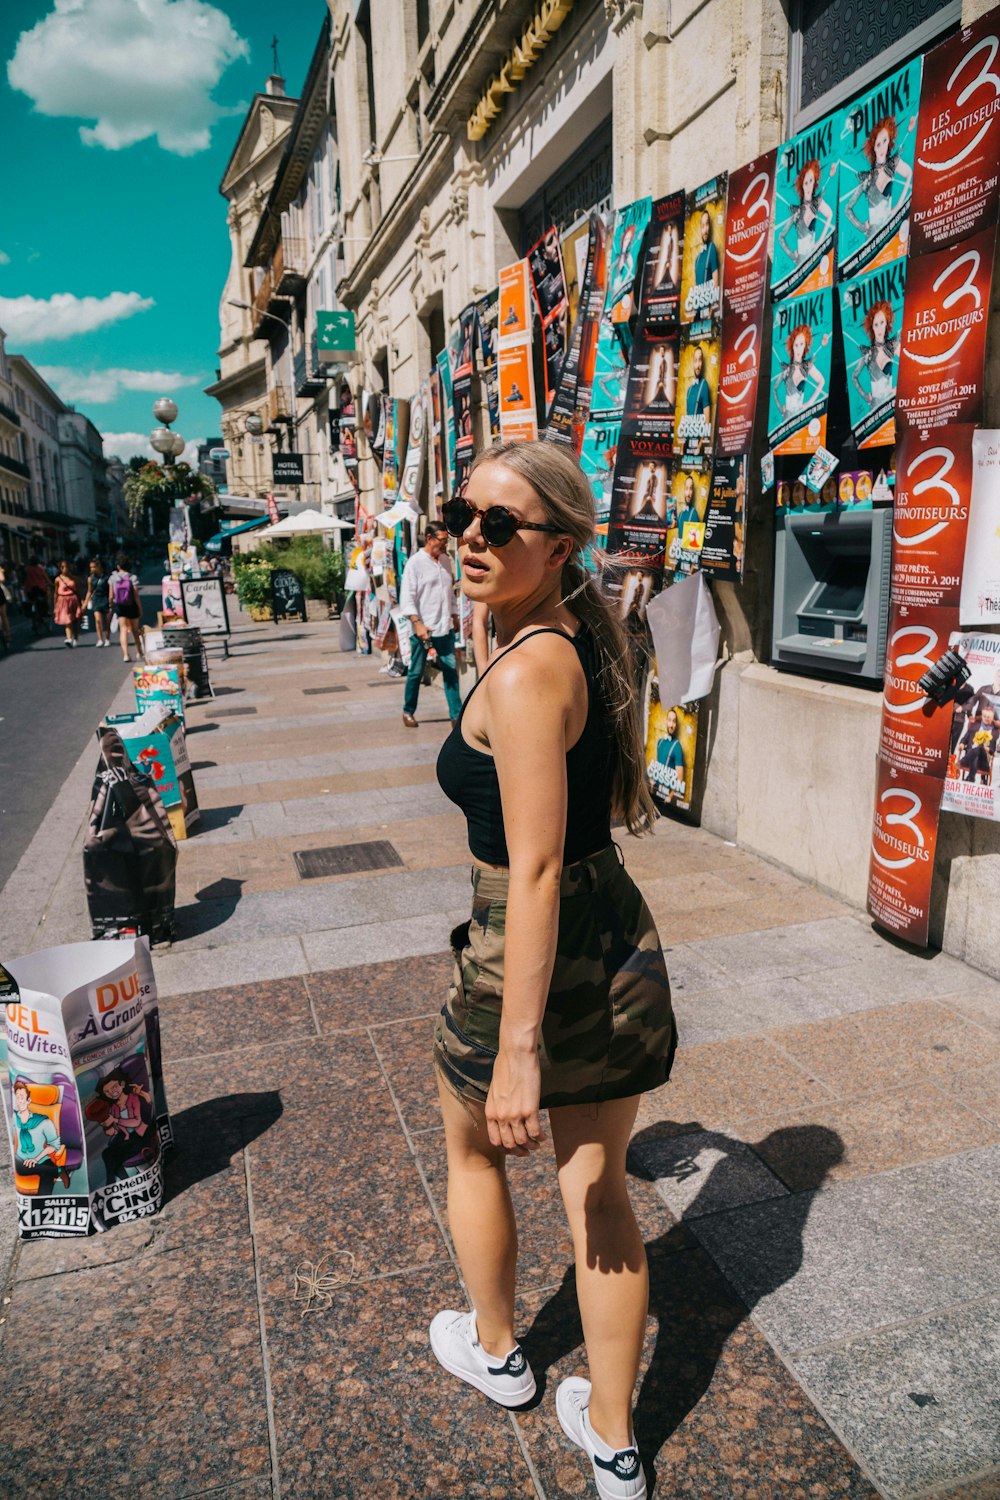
[518,119,613,255]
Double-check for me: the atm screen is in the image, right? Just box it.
[804,556,867,619]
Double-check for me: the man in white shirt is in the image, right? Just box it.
[399,522,462,727]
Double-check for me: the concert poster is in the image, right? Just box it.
[771,109,839,300]
[527,224,569,319]
[606,432,672,568]
[668,462,711,577]
[498,260,532,340]
[476,291,500,438]
[896,224,996,431]
[890,423,975,610]
[561,214,592,331]
[701,453,748,582]
[605,558,664,627]
[644,674,697,813]
[766,286,833,455]
[943,631,1000,822]
[574,213,609,443]
[679,174,727,336]
[835,56,923,279]
[542,300,570,410]
[622,332,678,431]
[674,327,720,465]
[547,218,597,447]
[959,429,1000,627]
[436,345,457,496]
[579,418,621,543]
[839,256,907,449]
[604,196,652,325]
[428,368,444,512]
[716,152,775,457]
[866,756,944,946]
[880,599,958,778]
[497,338,537,443]
[637,190,685,330]
[910,9,1000,254]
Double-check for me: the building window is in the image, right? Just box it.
[518,119,613,256]
[790,0,960,128]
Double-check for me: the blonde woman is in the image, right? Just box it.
[432,441,676,1500]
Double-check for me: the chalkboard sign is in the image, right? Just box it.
[272,568,306,622]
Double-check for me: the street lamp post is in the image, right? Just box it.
[149,398,188,541]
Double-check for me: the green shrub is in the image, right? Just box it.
[252,538,345,601]
[233,556,274,611]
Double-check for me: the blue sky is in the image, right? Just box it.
[0,0,322,462]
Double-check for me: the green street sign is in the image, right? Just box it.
[317,309,357,362]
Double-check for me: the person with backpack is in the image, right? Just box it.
[108,555,145,662]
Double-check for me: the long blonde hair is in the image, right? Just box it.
[469,440,656,835]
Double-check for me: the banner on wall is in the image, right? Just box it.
[429,368,444,512]
[867,757,944,945]
[605,432,672,586]
[668,463,712,578]
[579,418,620,540]
[499,260,532,340]
[891,423,975,609]
[839,256,907,448]
[717,151,776,456]
[605,196,652,325]
[476,291,501,439]
[772,111,839,300]
[637,190,684,330]
[960,430,1000,626]
[437,339,458,494]
[679,175,727,335]
[674,328,720,465]
[546,223,591,447]
[943,631,1000,822]
[766,287,833,454]
[644,675,697,814]
[574,214,608,434]
[910,8,1000,255]
[701,453,748,581]
[562,215,592,332]
[896,224,996,430]
[399,387,427,510]
[498,340,538,443]
[880,600,958,777]
[623,332,678,430]
[453,304,477,492]
[835,56,922,279]
[528,224,569,408]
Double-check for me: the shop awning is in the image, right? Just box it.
[205,516,272,552]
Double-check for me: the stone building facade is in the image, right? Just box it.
[277,0,999,972]
[0,331,35,563]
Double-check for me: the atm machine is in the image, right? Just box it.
[771,506,893,686]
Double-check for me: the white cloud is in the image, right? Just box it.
[0,251,10,266]
[38,365,203,403]
[8,0,249,156]
[103,432,203,468]
[0,290,153,343]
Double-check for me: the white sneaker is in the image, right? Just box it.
[556,1377,645,1500]
[429,1309,536,1407]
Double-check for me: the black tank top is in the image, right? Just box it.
[436,626,614,866]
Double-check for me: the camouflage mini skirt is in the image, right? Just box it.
[433,844,676,1109]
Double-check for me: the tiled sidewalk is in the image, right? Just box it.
[1,612,998,1499]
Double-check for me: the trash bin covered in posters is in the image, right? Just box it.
[0,938,171,1240]
[83,726,178,942]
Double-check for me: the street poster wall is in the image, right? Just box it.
[839,256,907,448]
[527,224,569,409]
[836,57,922,279]
[767,288,833,453]
[910,10,1000,254]
[867,757,945,944]
[675,331,720,464]
[580,418,620,542]
[896,225,996,431]
[960,430,1000,625]
[891,424,974,610]
[701,454,748,581]
[717,151,776,456]
[498,259,538,444]
[429,367,445,513]
[772,110,839,299]
[476,292,501,439]
[592,198,651,418]
[1,938,171,1240]
[452,305,477,493]
[638,191,684,330]
[399,388,427,510]
[943,631,1000,820]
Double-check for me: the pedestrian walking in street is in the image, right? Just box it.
[0,562,12,647]
[399,521,463,727]
[431,441,676,1500]
[108,555,145,662]
[23,555,51,636]
[82,558,111,647]
[53,559,82,647]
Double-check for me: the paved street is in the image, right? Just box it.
[0,609,998,1499]
[0,568,160,889]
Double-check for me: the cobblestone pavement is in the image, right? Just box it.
[1,610,998,1499]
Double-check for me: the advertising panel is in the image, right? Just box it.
[716,151,776,456]
[674,328,720,464]
[835,57,922,279]
[879,601,958,777]
[960,429,1000,625]
[498,339,538,444]
[772,110,839,299]
[605,432,672,585]
[499,260,532,339]
[701,453,748,582]
[867,758,944,945]
[668,463,712,578]
[839,257,907,448]
[910,9,1000,254]
[644,676,698,814]
[622,332,678,431]
[637,190,685,330]
[891,423,975,609]
[943,631,1000,821]
[766,287,833,454]
[604,197,652,325]
[528,224,569,409]
[896,224,996,430]
[679,175,727,334]
[579,418,621,541]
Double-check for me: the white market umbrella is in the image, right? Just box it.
[259,507,354,537]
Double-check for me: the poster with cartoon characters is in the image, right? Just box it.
[771,112,839,300]
[836,57,922,279]
[839,257,907,448]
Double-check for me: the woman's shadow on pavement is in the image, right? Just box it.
[520,1120,844,1494]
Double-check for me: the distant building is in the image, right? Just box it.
[1,342,47,562]
[58,409,112,554]
[197,437,228,490]
[8,354,75,561]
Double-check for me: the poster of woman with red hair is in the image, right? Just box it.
[836,57,922,278]
[771,111,839,299]
[839,258,907,447]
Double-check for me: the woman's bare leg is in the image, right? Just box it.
[436,1073,518,1355]
[94,611,107,644]
[130,617,145,657]
[550,1095,647,1451]
[120,618,131,658]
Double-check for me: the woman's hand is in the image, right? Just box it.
[486,1046,544,1155]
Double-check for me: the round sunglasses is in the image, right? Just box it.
[441,496,563,548]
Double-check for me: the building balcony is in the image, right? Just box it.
[268,385,295,427]
[294,338,327,397]
[251,251,292,338]
[0,399,21,429]
[277,237,307,294]
[0,451,30,482]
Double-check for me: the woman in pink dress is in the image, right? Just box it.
[53,559,82,647]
